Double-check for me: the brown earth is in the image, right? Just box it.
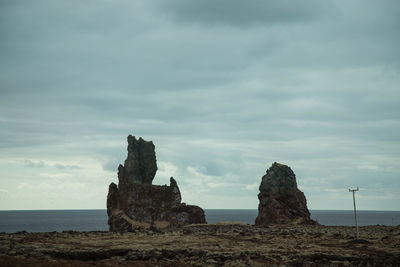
[0,223,399,266]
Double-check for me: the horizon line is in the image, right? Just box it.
[0,208,399,212]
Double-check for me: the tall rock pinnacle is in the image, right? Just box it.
[255,162,316,225]
[122,135,157,185]
[107,135,206,232]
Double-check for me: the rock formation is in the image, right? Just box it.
[107,135,206,232]
[255,162,316,225]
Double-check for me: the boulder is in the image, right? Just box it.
[255,162,316,225]
[107,135,206,231]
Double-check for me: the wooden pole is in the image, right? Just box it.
[349,187,359,239]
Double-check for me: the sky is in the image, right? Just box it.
[0,0,399,210]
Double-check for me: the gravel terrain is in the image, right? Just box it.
[0,223,399,266]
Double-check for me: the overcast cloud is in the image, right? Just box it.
[0,0,399,210]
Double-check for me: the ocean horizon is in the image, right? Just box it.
[0,209,399,233]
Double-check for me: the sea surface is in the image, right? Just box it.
[0,209,399,233]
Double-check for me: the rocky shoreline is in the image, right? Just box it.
[1,223,399,266]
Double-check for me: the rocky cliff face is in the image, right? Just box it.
[107,135,206,231]
[255,162,316,225]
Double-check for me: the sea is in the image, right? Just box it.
[0,209,399,233]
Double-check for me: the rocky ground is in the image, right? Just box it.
[0,223,399,266]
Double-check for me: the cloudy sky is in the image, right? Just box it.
[1,0,399,211]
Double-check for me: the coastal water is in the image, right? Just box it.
[0,209,399,233]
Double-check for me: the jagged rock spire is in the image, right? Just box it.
[107,135,206,231]
[120,135,157,185]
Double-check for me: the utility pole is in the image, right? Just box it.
[349,187,359,239]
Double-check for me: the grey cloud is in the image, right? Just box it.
[54,163,81,170]
[102,161,120,173]
[23,159,81,170]
[23,160,45,168]
[157,0,332,27]
[0,0,399,210]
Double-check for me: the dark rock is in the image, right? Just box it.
[255,162,316,225]
[46,248,131,261]
[108,211,137,232]
[106,182,118,216]
[121,135,157,185]
[107,135,206,231]
[347,239,372,245]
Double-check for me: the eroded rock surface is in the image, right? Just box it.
[107,135,206,231]
[255,162,316,225]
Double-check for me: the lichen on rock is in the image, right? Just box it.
[255,162,317,225]
[107,135,206,231]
